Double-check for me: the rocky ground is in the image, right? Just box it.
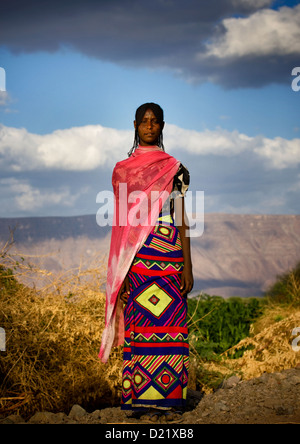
[1,366,300,425]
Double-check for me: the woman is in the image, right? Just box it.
[99,103,193,421]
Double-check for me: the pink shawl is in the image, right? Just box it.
[98,145,180,363]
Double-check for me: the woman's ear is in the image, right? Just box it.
[134,120,137,130]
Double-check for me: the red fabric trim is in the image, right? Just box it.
[130,264,182,276]
[133,326,188,334]
[133,342,189,348]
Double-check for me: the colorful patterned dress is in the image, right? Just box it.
[121,164,190,411]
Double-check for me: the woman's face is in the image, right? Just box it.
[134,108,164,146]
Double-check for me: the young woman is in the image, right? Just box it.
[99,103,193,421]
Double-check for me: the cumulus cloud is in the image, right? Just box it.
[254,136,300,169]
[165,125,254,156]
[166,125,300,171]
[0,124,131,171]
[0,121,299,216]
[1,0,298,88]
[1,123,299,173]
[0,177,88,212]
[205,5,300,58]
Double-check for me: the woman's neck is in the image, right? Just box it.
[137,144,162,152]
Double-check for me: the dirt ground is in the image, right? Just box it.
[2,366,299,425]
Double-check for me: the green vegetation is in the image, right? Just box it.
[187,294,263,360]
[0,264,22,295]
[187,261,300,391]
[1,244,299,415]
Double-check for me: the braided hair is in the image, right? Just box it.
[128,102,165,157]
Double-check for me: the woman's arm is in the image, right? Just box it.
[174,197,194,297]
[117,257,135,304]
[118,274,130,304]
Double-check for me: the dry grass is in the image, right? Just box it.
[0,236,123,419]
[224,310,300,379]
[196,267,300,389]
[202,306,300,385]
[0,236,202,416]
[1,233,299,416]
[218,268,300,381]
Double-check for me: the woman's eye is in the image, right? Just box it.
[141,119,159,125]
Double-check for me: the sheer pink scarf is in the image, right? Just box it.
[98,145,180,363]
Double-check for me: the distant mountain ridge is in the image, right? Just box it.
[0,214,110,243]
[0,213,299,298]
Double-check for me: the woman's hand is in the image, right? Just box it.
[118,274,130,304]
[180,265,194,298]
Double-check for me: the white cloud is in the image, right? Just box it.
[165,124,253,156]
[254,137,300,170]
[0,177,88,212]
[205,5,300,59]
[0,122,299,216]
[1,123,300,173]
[166,125,300,170]
[0,124,132,171]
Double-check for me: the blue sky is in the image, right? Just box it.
[0,0,300,218]
[1,47,299,139]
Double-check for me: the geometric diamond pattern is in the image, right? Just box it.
[154,225,175,241]
[121,215,189,412]
[122,370,132,396]
[148,294,160,306]
[133,367,151,393]
[133,256,184,272]
[134,283,174,318]
[154,365,177,393]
